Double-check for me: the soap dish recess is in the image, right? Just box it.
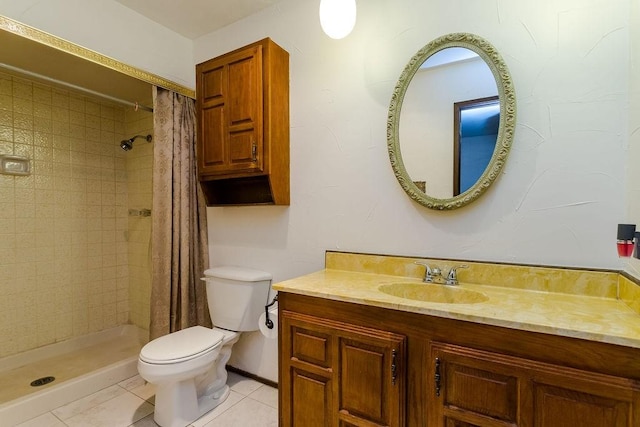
[0,155,30,176]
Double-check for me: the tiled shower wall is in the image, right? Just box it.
[0,71,152,357]
[124,108,153,333]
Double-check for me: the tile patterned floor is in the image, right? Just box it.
[15,372,278,427]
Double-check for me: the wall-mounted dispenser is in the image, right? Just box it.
[617,224,636,257]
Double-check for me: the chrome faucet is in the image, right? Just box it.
[415,262,468,286]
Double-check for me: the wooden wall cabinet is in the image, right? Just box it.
[278,292,640,427]
[196,38,289,205]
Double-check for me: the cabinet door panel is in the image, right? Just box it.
[432,341,639,427]
[337,333,405,427]
[291,326,332,369]
[281,310,405,427]
[196,44,263,176]
[229,131,258,167]
[227,52,261,127]
[291,368,332,427]
[201,105,225,168]
[444,363,518,422]
[340,340,386,421]
[431,345,520,425]
[533,383,630,427]
[445,419,483,427]
[201,65,224,101]
[226,47,263,172]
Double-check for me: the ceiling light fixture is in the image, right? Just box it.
[319,0,357,40]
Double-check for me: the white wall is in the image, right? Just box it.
[195,0,631,381]
[0,0,194,88]
[628,0,640,278]
[197,0,629,278]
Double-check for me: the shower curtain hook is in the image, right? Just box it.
[134,102,139,112]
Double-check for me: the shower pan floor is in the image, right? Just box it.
[0,326,144,404]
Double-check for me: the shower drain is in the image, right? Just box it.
[30,376,55,387]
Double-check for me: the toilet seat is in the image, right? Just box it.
[140,326,224,365]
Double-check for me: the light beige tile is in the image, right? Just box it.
[131,382,156,404]
[199,397,278,427]
[52,384,126,420]
[191,390,244,427]
[248,385,278,409]
[228,372,264,396]
[63,392,153,427]
[15,412,66,427]
[130,413,161,427]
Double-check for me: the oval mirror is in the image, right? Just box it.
[387,33,516,210]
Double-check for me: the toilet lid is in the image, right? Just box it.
[140,326,224,364]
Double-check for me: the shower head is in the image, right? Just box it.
[120,134,152,151]
[120,139,133,151]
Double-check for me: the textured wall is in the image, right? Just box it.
[0,72,130,357]
[628,1,640,277]
[196,0,630,275]
[194,0,631,381]
[124,109,153,333]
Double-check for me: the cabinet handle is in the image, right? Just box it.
[434,357,441,397]
[251,142,257,162]
[391,349,397,385]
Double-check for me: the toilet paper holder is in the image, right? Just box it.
[264,295,278,330]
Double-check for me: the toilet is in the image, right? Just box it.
[138,266,272,427]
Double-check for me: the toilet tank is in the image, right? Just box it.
[203,266,272,332]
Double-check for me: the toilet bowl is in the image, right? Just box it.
[137,266,271,427]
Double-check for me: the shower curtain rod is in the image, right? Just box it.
[0,62,154,113]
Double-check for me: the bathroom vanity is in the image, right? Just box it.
[274,252,640,427]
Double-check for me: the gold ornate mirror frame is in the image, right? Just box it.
[387,33,516,210]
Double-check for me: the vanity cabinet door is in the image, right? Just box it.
[280,311,406,427]
[429,342,521,427]
[281,312,334,427]
[530,373,634,427]
[337,330,405,426]
[429,342,639,427]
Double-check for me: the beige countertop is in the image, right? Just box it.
[273,267,640,350]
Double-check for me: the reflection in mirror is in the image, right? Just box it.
[400,48,498,199]
[454,96,499,196]
[387,33,516,210]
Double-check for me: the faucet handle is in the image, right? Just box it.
[414,261,436,282]
[446,265,468,285]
